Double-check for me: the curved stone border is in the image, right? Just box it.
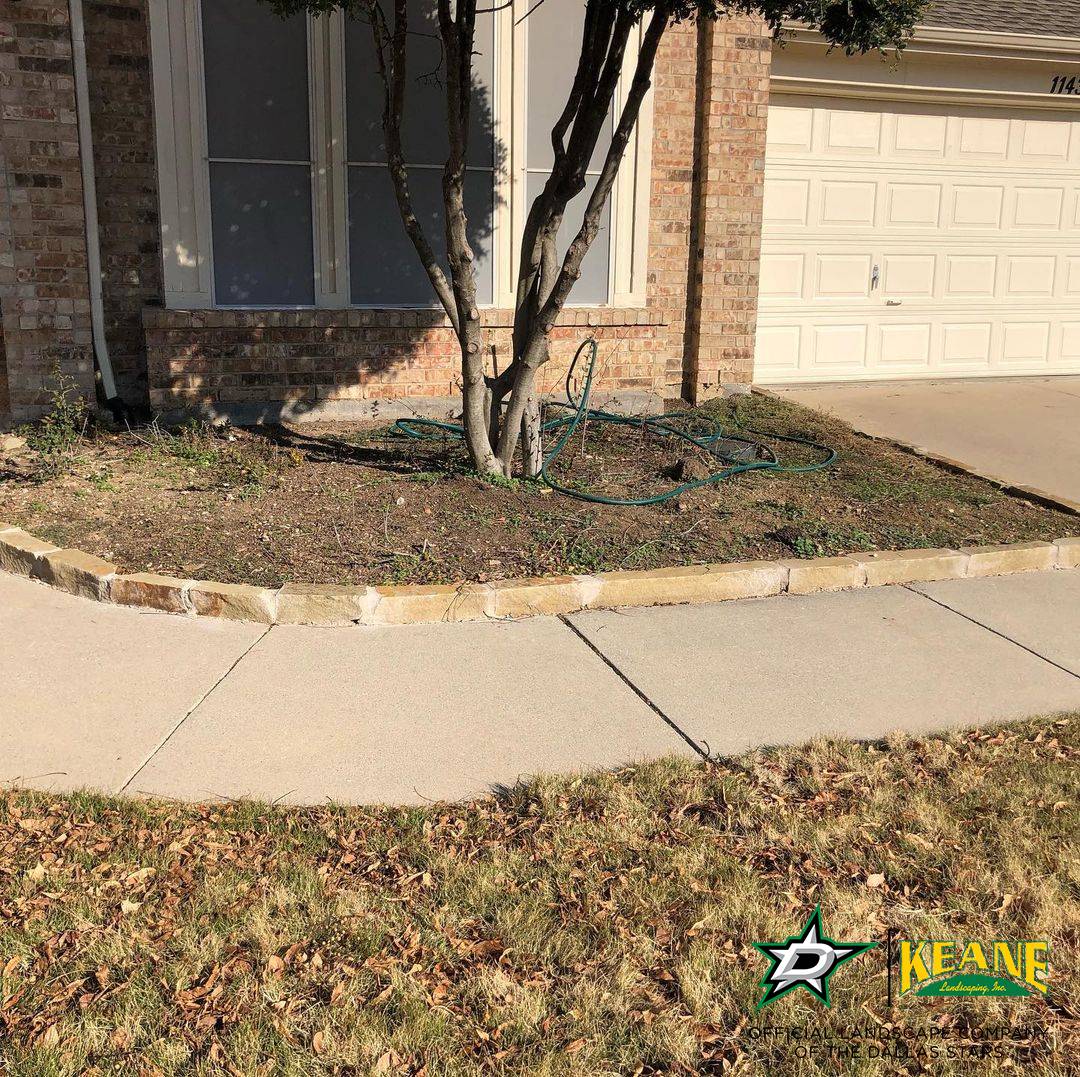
[1,523,1077,626]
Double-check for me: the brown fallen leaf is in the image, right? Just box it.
[866,873,885,888]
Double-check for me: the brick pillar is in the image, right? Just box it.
[0,2,95,422]
[683,16,771,402]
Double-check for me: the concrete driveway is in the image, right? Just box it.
[777,376,1080,509]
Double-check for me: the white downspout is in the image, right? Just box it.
[68,0,118,401]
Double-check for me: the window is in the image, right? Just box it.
[150,0,652,310]
[201,0,314,305]
[343,2,496,305]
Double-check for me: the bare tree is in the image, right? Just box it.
[266,0,926,477]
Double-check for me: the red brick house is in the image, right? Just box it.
[3,1,1078,426]
[0,0,771,423]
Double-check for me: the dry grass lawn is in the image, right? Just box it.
[1,716,1077,1076]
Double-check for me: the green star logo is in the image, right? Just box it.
[753,907,877,1009]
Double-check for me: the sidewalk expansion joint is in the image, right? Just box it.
[116,624,273,795]
[903,585,1080,682]
[557,614,713,761]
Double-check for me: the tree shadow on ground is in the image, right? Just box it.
[241,421,469,479]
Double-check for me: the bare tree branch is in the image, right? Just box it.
[538,3,670,324]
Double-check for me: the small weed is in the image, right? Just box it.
[155,421,221,468]
[86,466,116,493]
[782,522,877,558]
[404,470,445,485]
[20,366,89,478]
[477,470,519,491]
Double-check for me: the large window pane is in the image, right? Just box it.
[526,173,610,305]
[210,163,315,305]
[527,0,611,173]
[348,167,493,306]
[345,1,496,306]
[202,0,309,162]
[345,4,495,168]
[202,0,314,306]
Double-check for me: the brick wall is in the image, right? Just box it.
[144,306,670,416]
[83,0,161,407]
[0,1,95,421]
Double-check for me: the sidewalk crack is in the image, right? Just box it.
[903,585,1080,682]
[557,614,713,760]
[116,625,273,795]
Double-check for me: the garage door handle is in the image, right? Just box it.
[886,299,902,306]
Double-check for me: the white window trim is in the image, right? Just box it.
[149,0,652,311]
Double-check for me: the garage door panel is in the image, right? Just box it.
[824,109,882,153]
[815,254,872,298]
[882,255,935,298]
[812,325,869,370]
[1012,187,1064,228]
[758,96,1080,382]
[1000,322,1051,367]
[950,185,1004,228]
[1062,324,1080,361]
[879,323,932,369]
[759,253,805,299]
[893,113,948,156]
[1005,257,1055,298]
[1065,259,1080,296]
[957,115,1010,158]
[766,104,813,152]
[885,183,941,227]
[942,322,993,369]
[944,255,997,298]
[1017,119,1072,161]
[763,178,810,225]
[820,181,876,225]
[755,325,803,376]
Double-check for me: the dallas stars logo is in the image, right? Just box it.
[753,907,877,1009]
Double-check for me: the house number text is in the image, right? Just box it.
[1050,75,1080,95]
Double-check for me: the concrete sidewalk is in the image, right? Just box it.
[778,376,1080,508]
[3,569,1079,804]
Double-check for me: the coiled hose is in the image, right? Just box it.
[392,338,836,506]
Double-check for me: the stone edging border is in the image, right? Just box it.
[1,523,1078,626]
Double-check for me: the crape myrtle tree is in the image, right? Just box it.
[265,0,925,477]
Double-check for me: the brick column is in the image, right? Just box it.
[684,16,771,402]
[0,2,95,422]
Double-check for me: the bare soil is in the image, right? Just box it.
[0,393,1073,587]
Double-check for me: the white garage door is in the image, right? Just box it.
[755,95,1080,383]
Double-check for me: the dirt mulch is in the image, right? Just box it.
[0,393,1074,588]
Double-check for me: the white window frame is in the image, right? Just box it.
[149,0,652,310]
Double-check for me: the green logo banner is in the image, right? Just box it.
[914,974,1030,998]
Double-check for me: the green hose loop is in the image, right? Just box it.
[392,337,835,505]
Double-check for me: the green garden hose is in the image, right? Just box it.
[392,338,836,505]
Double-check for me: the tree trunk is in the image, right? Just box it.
[460,321,500,475]
[520,395,543,478]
